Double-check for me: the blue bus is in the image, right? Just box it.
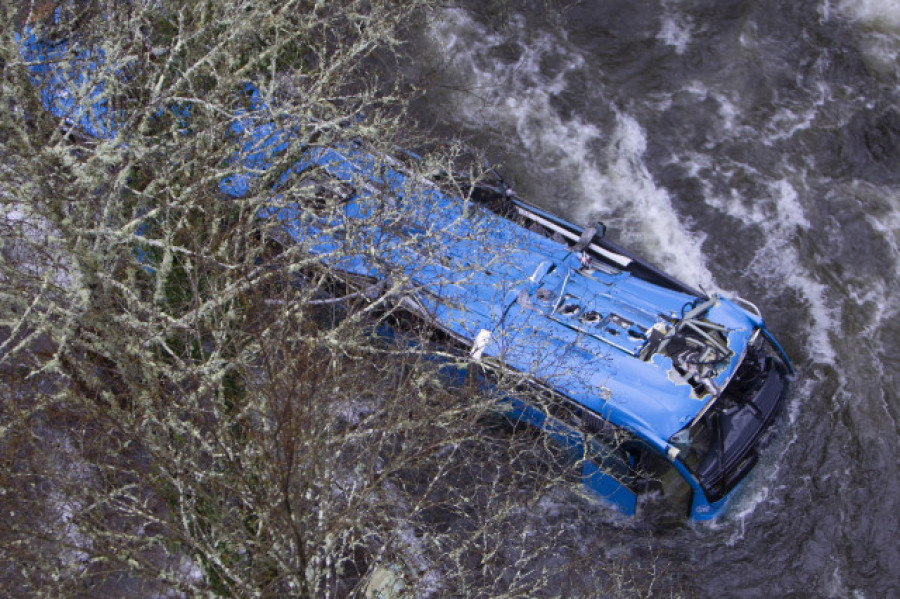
[19,28,793,521]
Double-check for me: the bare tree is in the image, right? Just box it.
[0,1,681,597]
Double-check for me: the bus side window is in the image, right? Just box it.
[630,446,694,519]
[582,436,638,515]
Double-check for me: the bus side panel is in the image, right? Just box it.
[582,460,637,516]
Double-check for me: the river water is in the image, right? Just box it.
[410,1,900,596]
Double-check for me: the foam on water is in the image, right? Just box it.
[599,112,715,290]
[832,0,900,70]
[429,9,716,290]
[664,67,841,362]
[681,148,837,362]
[657,7,692,55]
[838,0,900,30]
[865,198,900,279]
[755,179,839,363]
[764,82,831,142]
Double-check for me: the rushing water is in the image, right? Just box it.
[411,1,900,596]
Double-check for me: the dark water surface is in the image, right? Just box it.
[412,1,900,596]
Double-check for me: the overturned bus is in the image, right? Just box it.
[241,141,794,520]
[20,29,793,521]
